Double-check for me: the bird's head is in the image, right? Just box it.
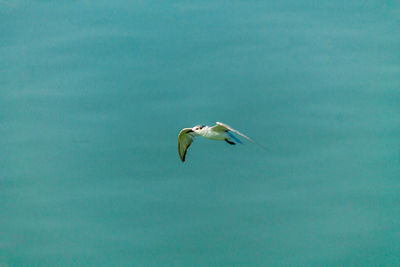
[191,125,206,133]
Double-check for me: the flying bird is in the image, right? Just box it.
[178,121,261,162]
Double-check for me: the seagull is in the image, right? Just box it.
[178,121,260,162]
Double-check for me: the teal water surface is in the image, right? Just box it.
[1,1,400,266]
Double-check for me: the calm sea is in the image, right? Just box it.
[1,0,399,266]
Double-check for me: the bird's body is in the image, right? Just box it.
[177,122,260,162]
[194,126,226,140]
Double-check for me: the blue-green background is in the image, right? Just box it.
[1,1,399,266]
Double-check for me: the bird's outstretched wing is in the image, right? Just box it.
[178,128,196,162]
[211,122,266,149]
[211,122,254,142]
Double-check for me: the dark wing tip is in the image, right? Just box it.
[178,140,192,163]
[181,142,191,163]
[180,150,186,162]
